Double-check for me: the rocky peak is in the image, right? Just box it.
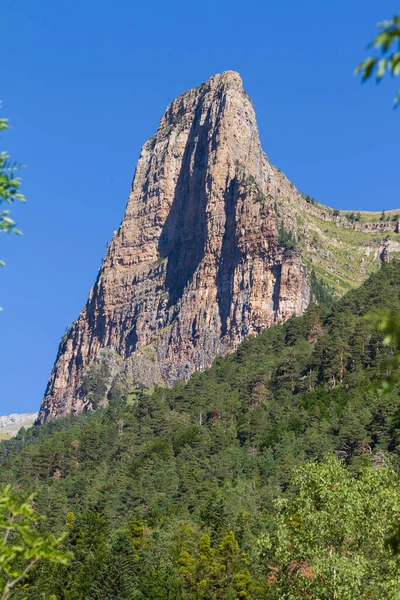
[37,72,400,423]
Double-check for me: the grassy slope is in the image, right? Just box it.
[0,414,37,440]
[279,191,400,295]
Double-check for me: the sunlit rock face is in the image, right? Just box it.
[38,71,399,423]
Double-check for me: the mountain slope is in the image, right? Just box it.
[38,71,400,422]
[0,413,37,440]
[2,263,400,598]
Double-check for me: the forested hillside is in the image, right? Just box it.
[3,263,400,598]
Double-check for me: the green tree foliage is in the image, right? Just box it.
[2,264,400,596]
[373,311,400,392]
[0,485,71,600]
[356,15,400,105]
[303,194,317,205]
[346,211,361,224]
[309,269,334,306]
[81,361,111,409]
[277,222,296,254]
[0,114,24,268]
[258,456,400,599]
[179,531,254,599]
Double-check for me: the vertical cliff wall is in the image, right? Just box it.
[37,71,400,422]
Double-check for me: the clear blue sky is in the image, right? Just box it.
[1,0,399,414]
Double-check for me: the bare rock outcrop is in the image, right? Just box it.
[37,71,398,422]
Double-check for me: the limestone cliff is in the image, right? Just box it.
[37,71,400,422]
[0,413,37,439]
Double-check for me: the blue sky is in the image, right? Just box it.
[1,0,399,414]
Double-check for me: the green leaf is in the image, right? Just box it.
[377,59,388,80]
[356,15,400,104]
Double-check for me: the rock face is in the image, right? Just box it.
[37,71,400,423]
[0,413,38,439]
[0,413,38,428]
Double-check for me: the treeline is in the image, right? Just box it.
[2,263,400,597]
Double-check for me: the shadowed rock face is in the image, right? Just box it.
[37,71,399,423]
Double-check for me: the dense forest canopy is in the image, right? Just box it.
[2,263,400,597]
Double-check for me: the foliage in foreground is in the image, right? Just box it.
[0,114,24,269]
[356,14,400,105]
[0,486,71,600]
[259,456,400,599]
[2,263,400,596]
[3,460,400,599]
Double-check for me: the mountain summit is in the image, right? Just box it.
[37,71,400,422]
